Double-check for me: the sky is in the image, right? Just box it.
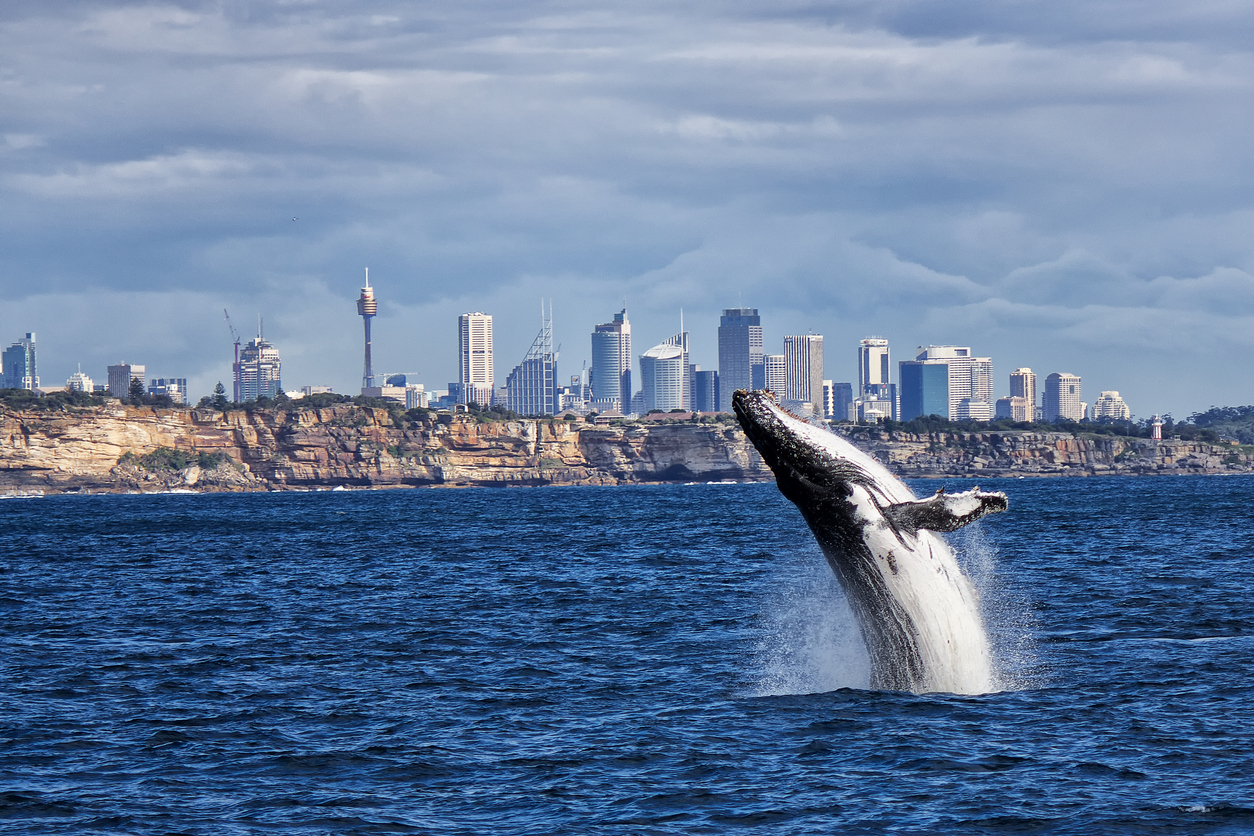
[3,0,1254,419]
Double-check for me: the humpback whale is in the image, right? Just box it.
[733,389,1008,694]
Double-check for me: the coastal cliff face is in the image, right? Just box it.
[2,404,1251,494]
[0,405,770,493]
[851,429,1254,478]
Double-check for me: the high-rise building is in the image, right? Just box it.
[1,333,38,390]
[639,341,687,412]
[995,396,1032,422]
[692,367,718,413]
[358,269,378,391]
[763,353,786,395]
[66,365,93,393]
[824,380,854,421]
[505,304,558,416]
[108,362,145,398]
[458,312,494,407]
[236,336,282,400]
[898,346,992,421]
[858,338,890,392]
[148,378,188,404]
[1092,390,1130,421]
[659,328,690,410]
[856,337,897,419]
[717,308,763,412]
[784,334,824,415]
[1044,372,1083,422]
[1009,368,1036,419]
[590,309,631,412]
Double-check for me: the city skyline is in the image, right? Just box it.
[0,303,1164,423]
[5,3,1254,418]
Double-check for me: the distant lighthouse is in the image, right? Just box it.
[358,268,377,391]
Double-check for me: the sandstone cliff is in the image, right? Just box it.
[2,404,1251,495]
[0,405,770,493]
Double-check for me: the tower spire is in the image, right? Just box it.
[358,268,378,391]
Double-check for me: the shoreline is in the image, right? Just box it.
[3,403,1251,495]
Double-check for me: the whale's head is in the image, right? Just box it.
[732,388,878,506]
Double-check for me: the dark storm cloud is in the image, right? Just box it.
[2,0,1253,414]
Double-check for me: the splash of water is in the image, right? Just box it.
[752,524,1039,696]
[750,548,869,696]
[947,524,1043,692]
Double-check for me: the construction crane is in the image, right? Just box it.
[223,309,241,403]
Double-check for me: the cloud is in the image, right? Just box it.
[2,1,1254,416]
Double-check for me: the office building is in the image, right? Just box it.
[358,269,378,391]
[1,333,38,390]
[717,308,763,412]
[1044,372,1083,422]
[783,334,824,415]
[898,346,992,421]
[1009,368,1037,420]
[1093,390,1131,421]
[763,354,786,395]
[995,396,1032,422]
[590,309,632,412]
[856,337,897,419]
[236,336,282,400]
[148,378,188,404]
[639,340,687,412]
[824,380,854,421]
[505,305,558,416]
[66,366,93,393]
[692,367,718,413]
[108,362,146,398]
[458,312,494,407]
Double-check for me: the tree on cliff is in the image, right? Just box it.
[212,382,229,411]
[128,376,145,403]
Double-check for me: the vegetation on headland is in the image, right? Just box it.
[838,413,1228,443]
[5,384,1254,444]
[118,447,231,472]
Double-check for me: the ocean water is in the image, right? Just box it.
[2,476,1253,835]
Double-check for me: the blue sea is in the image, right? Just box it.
[2,476,1253,835]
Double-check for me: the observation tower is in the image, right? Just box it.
[358,268,377,391]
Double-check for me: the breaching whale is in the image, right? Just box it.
[733,389,1008,694]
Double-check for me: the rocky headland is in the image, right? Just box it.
[2,403,1252,495]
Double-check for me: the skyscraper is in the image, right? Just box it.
[358,269,377,392]
[692,367,718,413]
[659,327,690,410]
[1044,373,1083,422]
[858,338,890,394]
[763,353,786,395]
[783,334,824,415]
[458,312,494,407]
[108,362,145,398]
[590,308,631,412]
[824,380,854,421]
[899,355,950,420]
[1093,391,1131,421]
[1,333,38,390]
[505,304,558,416]
[236,336,282,400]
[1009,368,1037,420]
[857,336,897,419]
[717,308,763,412]
[897,345,993,421]
[639,341,686,412]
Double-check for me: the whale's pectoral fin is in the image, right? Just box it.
[883,488,1008,535]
